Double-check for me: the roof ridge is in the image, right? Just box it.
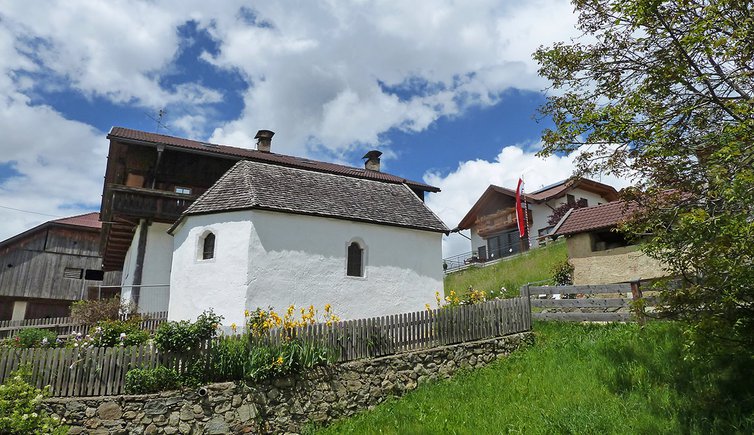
[52,211,99,223]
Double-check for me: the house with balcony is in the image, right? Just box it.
[99,127,444,316]
[0,213,121,320]
[453,178,619,265]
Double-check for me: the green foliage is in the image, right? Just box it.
[72,319,149,348]
[316,322,754,434]
[0,366,67,434]
[70,297,133,325]
[551,258,574,286]
[154,309,223,353]
[2,328,59,348]
[124,366,181,394]
[534,0,754,362]
[444,240,566,297]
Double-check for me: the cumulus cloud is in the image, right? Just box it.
[0,0,585,240]
[424,144,635,258]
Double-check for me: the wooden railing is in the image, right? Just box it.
[0,312,168,339]
[110,186,197,220]
[520,283,654,322]
[475,208,517,237]
[0,298,530,396]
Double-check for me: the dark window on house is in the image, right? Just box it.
[63,268,83,279]
[84,269,105,281]
[486,229,522,259]
[202,233,215,260]
[347,242,363,277]
[591,230,632,251]
[566,194,576,206]
[580,197,588,206]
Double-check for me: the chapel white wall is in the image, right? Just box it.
[119,220,172,313]
[168,210,444,328]
[168,211,253,324]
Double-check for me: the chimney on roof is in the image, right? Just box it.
[362,150,382,171]
[255,130,275,153]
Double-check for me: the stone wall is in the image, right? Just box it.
[44,332,533,434]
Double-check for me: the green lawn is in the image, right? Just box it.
[444,241,567,297]
[313,321,754,434]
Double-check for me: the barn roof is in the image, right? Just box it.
[108,127,439,193]
[0,212,101,249]
[169,160,448,234]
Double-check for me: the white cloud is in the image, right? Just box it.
[424,143,634,258]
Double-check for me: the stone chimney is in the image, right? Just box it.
[362,150,382,171]
[254,130,275,153]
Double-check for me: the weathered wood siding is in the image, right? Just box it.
[0,227,120,301]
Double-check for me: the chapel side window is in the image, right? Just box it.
[347,242,364,277]
[201,232,215,260]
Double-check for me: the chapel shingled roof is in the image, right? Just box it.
[554,201,636,236]
[108,127,439,193]
[170,160,449,234]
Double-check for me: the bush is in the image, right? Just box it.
[68,319,150,348]
[70,297,135,325]
[2,328,59,348]
[124,366,181,394]
[154,310,223,353]
[551,259,574,286]
[0,366,67,434]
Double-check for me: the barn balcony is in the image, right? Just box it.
[475,208,526,238]
[110,186,198,221]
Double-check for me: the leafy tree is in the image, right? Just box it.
[547,198,588,226]
[534,0,754,359]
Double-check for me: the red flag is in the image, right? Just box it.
[515,177,526,238]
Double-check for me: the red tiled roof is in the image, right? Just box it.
[554,201,636,236]
[108,127,440,193]
[52,212,102,229]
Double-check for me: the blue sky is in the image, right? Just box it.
[0,1,631,256]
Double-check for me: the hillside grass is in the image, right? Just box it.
[444,241,567,297]
[312,321,754,434]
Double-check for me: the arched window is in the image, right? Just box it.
[201,232,215,260]
[347,241,363,277]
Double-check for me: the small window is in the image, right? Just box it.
[84,269,105,281]
[566,194,576,206]
[175,186,192,195]
[63,268,83,279]
[202,233,215,260]
[347,242,363,277]
[579,197,588,206]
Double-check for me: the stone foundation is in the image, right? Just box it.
[44,332,533,434]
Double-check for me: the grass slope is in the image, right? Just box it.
[444,241,567,297]
[314,322,754,434]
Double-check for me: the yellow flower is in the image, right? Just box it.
[230,323,237,332]
[276,356,284,366]
[425,303,431,311]
[325,304,331,312]
[244,310,250,317]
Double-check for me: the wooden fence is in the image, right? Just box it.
[521,283,653,322]
[0,297,530,396]
[0,312,168,339]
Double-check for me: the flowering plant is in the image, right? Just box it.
[245,304,340,339]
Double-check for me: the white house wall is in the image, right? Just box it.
[120,220,172,313]
[169,210,444,328]
[168,211,253,324]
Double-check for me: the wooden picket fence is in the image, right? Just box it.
[0,312,168,339]
[520,283,653,322]
[0,298,530,397]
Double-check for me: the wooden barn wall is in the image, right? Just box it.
[0,227,114,301]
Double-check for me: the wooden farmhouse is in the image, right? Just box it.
[455,178,618,263]
[99,127,446,318]
[0,213,121,321]
[553,201,666,284]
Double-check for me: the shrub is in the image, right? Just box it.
[70,297,135,325]
[124,366,181,394]
[2,328,59,348]
[154,309,223,353]
[0,366,67,434]
[68,319,150,348]
[551,259,574,286]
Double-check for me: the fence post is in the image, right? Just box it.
[630,280,645,325]
[520,284,532,331]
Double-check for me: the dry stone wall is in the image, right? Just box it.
[44,332,533,434]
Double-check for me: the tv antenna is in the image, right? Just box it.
[145,108,171,133]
